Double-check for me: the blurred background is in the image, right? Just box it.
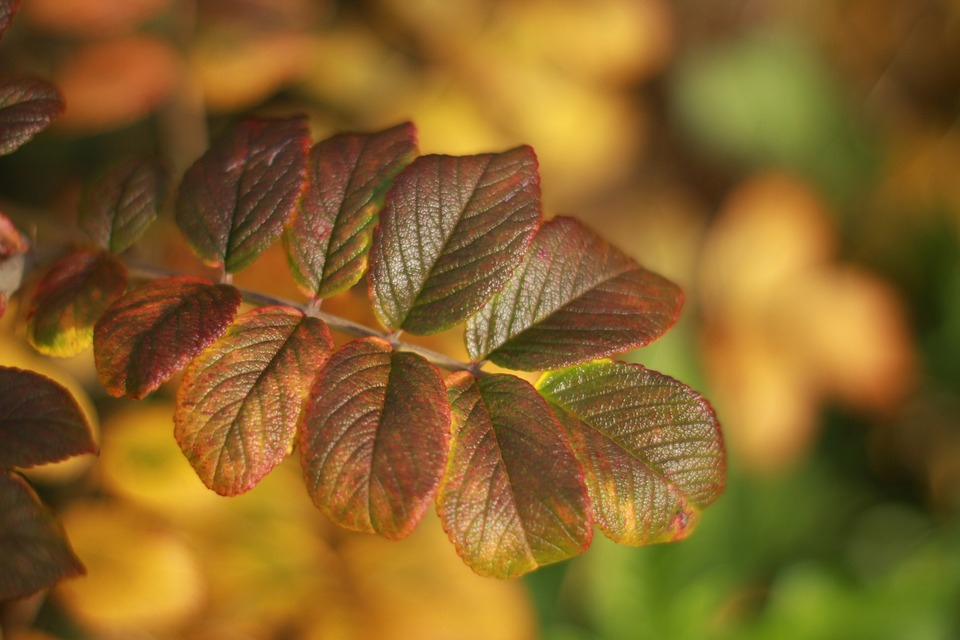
[1,0,959,638]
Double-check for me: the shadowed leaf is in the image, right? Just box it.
[537,361,725,545]
[176,116,310,273]
[0,0,21,38]
[437,372,591,578]
[467,216,683,370]
[284,122,418,298]
[300,337,450,539]
[0,471,85,601]
[27,249,128,357]
[175,306,333,496]
[94,276,242,399]
[0,77,63,156]
[0,366,96,469]
[368,146,542,334]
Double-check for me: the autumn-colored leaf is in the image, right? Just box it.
[176,116,311,273]
[79,155,169,254]
[0,213,28,319]
[300,337,449,539]
[27,250,128,357]
[368,146,542,334]
[284,122,419,298]
[0,0,21,39]
[175,306,333,496]
[437,372,591,578]
[0,366,96,469]
[0,471,85,601]
[0,77,64,156]
[537,361,725,545]
[94,276,242,399]
[467,216,683,370]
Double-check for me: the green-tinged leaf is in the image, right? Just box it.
[176,116,310,273]
[0,0,21,39]
[0,366,96,469]
[368,146,542,334]
[0,213,28,319]
[300,337,449,539]
[27,249,128,357]
[79,155,169,253]
[437,372,591,578]
[175,306,333,496]
[0,471,85,601]
[284,122,419,298]
[94,276,242,399]
[537,361,725,545]
[0,77,63,156]
[467,216,683,370]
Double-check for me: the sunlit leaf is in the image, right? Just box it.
[0,366,96,469]
[0,77,63,156]
[437,372,591,578]
[467,216,682,370]
[27,250,128,357]
[78,155,168,254]
[0,470,85,601]
[284,122,418,298]
[0,0,21,38]
[176,116,310,273]
[300,337,449,539]
[94,276,242,399]
[537,361,725,545]
[368,146,542,334]
[175,306,333,496]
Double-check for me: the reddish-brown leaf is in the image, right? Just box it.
[368,146,542,334]
[437,372,591,578]
[299,337,450,539]
[176,116,310,273]
[0,77,64,156]
[27,249,128,357]
[175,306,333,496]
[284,122,418,298]
[94,276,242,399]
[0,0,22,39]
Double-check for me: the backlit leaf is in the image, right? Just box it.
[175,306,333,496]
[176,116,310,273]
[537,361,725,545]
[0,0,21,38]
[467,216,683,370]
[437,372,591,578]
[27,249,128,357]
[0,366,96,469]
[94,276,242,399]
[284,122,418,298]
[79,155,169,253]
[368,146,542,334]
[0,77,64,156]
[0,471,85,601]
[300,337,449,539]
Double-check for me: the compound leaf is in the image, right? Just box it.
[176,116,310,273]
[0,366,96,469]
[467,216,683,370]
[175,306,333,496]
[284,122,418,298]
[368,146,542,334]
[0,470,85,601]
[300,337,449,539]
[94,276,242,399]
[0,77,64,156]
[437,372,591,578]
[537,361,725,545]
[27,249,128,357]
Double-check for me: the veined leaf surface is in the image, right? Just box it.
[175,306,333,496]
[284,122,418,298]
[27,249,128,357]
[176,116,310,273]
[437,372,591,578]
[537,361,725,545]
[0,77,64,156]
[0,0,21,39]
[300,337,449,539]
[0,366,96,469]
[467,216,683,370]
[94,276,242,399]
[368,146,542,334]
